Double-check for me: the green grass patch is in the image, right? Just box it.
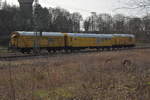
[0,46,8,53]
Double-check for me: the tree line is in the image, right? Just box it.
[0,2,150,41]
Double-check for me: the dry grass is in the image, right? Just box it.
[0,49,150,100]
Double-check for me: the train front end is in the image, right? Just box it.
[9,32,20,51]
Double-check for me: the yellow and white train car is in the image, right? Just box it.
[10,31,136,53]
[66,33,113,50]
[112,34,135,48]
[10,31,65,53]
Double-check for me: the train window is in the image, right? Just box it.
[48,38,54,43]
[96,38,102,43]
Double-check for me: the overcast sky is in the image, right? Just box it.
[2,0,147,18]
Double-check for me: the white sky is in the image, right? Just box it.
[2,0,147,18]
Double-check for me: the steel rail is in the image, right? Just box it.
[0,48,8,50]
[0,46,150,61]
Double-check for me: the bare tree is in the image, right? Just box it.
[142,15,150,40]
[129,17,143,34]
[128,0,150,40]
[115,0,150,41]
[84,18,91,32]
[71,12,83,32]
[97,15,104,33]
[113,14,125,33]
[0,0,2,9]
[115,0,150,11]
[99,13,113,33]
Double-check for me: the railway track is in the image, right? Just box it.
[0,46,150,61]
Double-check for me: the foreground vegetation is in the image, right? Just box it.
[0,49,150,100]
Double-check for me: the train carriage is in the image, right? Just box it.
[112,34,135,48]
[10,31,136,53]
[10,31,65,53]
[66,33,113,50]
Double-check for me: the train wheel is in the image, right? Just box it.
[70,49,74,53]
[114,48,118,51]
[20,49,25,54]
[109,47,112,51]
[21,51,25,54]
[47,49,52,53]
[53,50,56,53]
[65,49,69,53]
[97,48,100,52]
[106,48,109,51]
[26,49,31,54]
[101,48,104,51]
[33,49,41,55]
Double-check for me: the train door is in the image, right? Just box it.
[64,34,68,48]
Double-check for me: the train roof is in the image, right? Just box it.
[113,34,135,37]
[67,33,113,38]
[67,33,135,38]
[13,31,64,36]
[12,31,135,38]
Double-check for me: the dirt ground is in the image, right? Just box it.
[0,49,150,100]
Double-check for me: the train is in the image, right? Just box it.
[9,31,136,53]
